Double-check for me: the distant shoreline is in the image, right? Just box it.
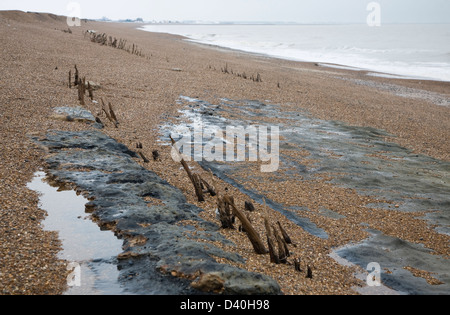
[140,23,450,83]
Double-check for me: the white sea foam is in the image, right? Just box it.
[140,24,450,82]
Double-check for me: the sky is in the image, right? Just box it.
[0,0,449,23]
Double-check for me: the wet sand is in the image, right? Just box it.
[0,11,449,295]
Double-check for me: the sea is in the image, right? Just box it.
[141,23,450,82]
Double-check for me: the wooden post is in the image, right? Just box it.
[282,235,290,258]
[272,225,288,264]
[256,73,262,82]
[306,266,313,279]
[100,99,118,128]
[101,98,114,126]
[108,102,119,127]
[170,136,204,202]
[138,152,150,163]
[217,194,235,229]
[266,235,279,264]
[294,258,302,272]
[170,137,215,201]
[192,174,205,202]
[152,150,160,161]
[201,177,216,197]
[108,102,117,121]
[264,217,279,264]
[74,65,79,86]
[88,82,94,100]
[245,201,255,212]
[224,195,267,255]
[82,77,86,94]
[78,77,85,106]
[82,77,86,105]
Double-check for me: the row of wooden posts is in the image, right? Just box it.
[170,136,313,278]
[86,31,146,58]
[221,63,263,83]
[68,66,159,166]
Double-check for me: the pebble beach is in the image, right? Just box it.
[0,11,449,295]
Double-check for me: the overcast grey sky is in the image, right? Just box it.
[1,0,449,23]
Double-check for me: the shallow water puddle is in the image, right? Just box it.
[27,171,125,295]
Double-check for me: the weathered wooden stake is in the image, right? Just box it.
[272,225,288,264]
[201,177,216,197]
[294,258,302,272]
[170,136,204,202]
[224,195,267,255]
[277,221,292,244]
[282,236,290,258]
[100,99,118,128]
[306,266,313,279]
[108,102,118,125]
[245,201,255,212]
[266,235,279,264]
[256,73,262,82]
[78,77,85,106]
[217,194,235,229]
[88,82,94,100]
[192,174,205,202]
[264,217,279,264]
[79,77,86,106]
[101,98,114,123]
[138,152,150,163]
[74,65,79,86]
[152,150,160,161]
